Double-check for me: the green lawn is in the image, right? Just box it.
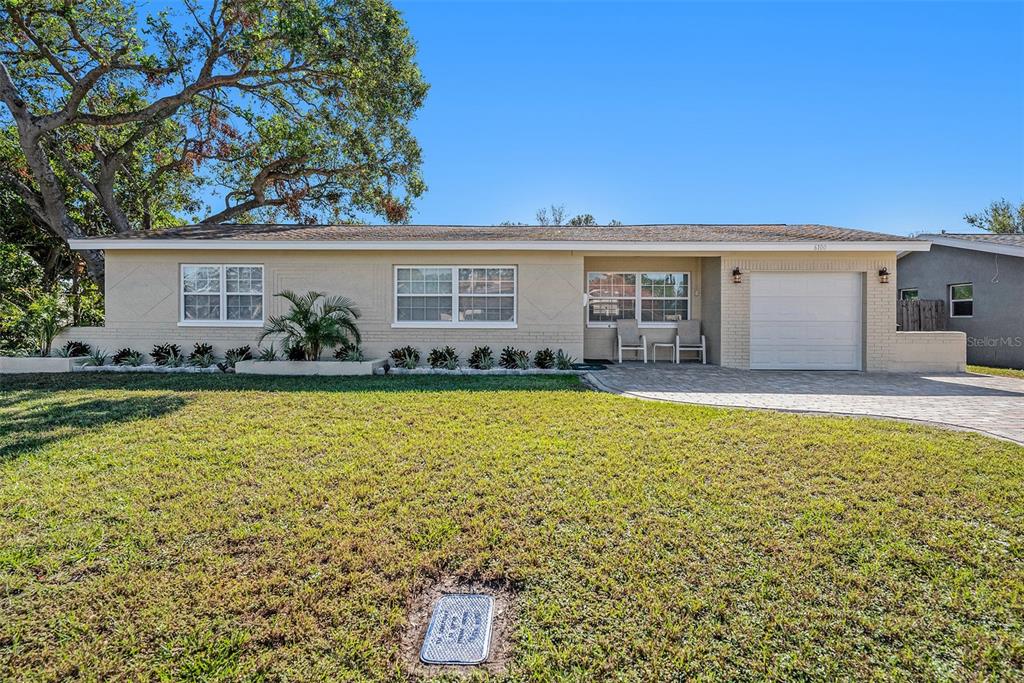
[969,365,1024,380]
[1,374,1022,681]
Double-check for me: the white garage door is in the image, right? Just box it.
[750,272,863,370]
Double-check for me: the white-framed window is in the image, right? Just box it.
[587,271,689,327]
[180,264,264,326]
[393,266,516,328]
[899,288,919,301]
[949,283,973,318]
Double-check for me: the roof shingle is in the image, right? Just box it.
[80,223,915,243]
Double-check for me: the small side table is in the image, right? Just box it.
[651,343,676,364]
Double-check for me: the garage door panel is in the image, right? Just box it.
[750,297,861,322]
[751,321,861,345]
[749,272,863,371]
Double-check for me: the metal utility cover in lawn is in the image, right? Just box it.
[419,593,494,665]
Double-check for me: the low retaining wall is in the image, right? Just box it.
[379,367,583,376]
[887,331,966,373]
[0,356,87,374]
[75,365,219,374]
[235,359,386,376]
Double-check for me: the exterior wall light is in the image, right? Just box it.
[732,267,743,284]
[878,267,890,284]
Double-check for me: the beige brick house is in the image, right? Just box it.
[62,223,965,372]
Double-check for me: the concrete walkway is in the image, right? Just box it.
[585,364,1024,445]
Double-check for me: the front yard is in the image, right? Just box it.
[1,373,1022,680]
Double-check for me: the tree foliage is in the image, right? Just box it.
[500,204,621,227]
[964,199,1024,234]
[0,0,428,282]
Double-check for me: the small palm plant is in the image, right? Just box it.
[259,290,361,361]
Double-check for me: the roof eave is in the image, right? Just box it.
[916,235,1024,258]
[67,239,931,252]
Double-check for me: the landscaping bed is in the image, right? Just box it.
[1,373,1022,680]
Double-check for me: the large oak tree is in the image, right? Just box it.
[0,0,428,284]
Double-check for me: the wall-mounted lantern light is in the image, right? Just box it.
[878,267,890,284]
[732,267,743,284]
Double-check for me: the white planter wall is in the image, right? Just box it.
[235,359,385,376]
[0,357,86,374]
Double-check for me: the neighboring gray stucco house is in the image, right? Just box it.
[897,233,1024,369]
[54,223,965,372]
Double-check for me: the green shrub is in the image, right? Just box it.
[112,348,144,366]
[222,346,252,369]
[258,345,279,362]
[82,348,108,366]
[189,343,214,363]
[57,340,91,357]
[467,345,495,370]
[190,352,215,368]
[428,346,459,369]
[534,348,555,369]
[499,346,529,370]
[151,343,184,366]
[389,346,420,368]
[555,349,576,370]
[334,345,365,361]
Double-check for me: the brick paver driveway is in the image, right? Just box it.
[586,364,1024,444]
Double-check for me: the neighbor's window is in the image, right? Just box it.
[181,265,263,324]
[587,271,689,326]
[900,288,919,301]
[949,283,973,317]
[395,266,516,326]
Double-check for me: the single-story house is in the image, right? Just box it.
[898,232,1024,369]
[59,223,965,372]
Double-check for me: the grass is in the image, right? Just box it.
[1,373,1022,681]
[969,364,1024,379]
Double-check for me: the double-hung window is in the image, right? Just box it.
[949,283,973,318]
[587,271,689,326]
[181,264,264,325]
[394,266,516,327]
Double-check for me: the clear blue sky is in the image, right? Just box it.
[394,1,1023,234]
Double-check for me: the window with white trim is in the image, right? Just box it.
[587,271,689,326]
[394,266,516,326]
[181,264,263,324]
[899,288,919,301]
[949,283,973,317]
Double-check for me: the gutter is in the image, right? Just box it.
[67,239,933,252]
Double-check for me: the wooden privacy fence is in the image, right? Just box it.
[897,299,947,331]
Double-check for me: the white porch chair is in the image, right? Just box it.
[675,319,706,364]
[616,318,647,363]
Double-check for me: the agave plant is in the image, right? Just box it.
[468,345,495,370]
[554,349,576,370]
[113,348,144,366]
[151,343,184,366]
[427,346,459,369]
[334,344,365,361]
[82,348,108,366]
[258,344,279,362]
[500,346,529,370]
[260,291,361,361]
[57,340,91,358]
[533,348,555,369]
[189,342,214,363]
[190,352,215,368]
